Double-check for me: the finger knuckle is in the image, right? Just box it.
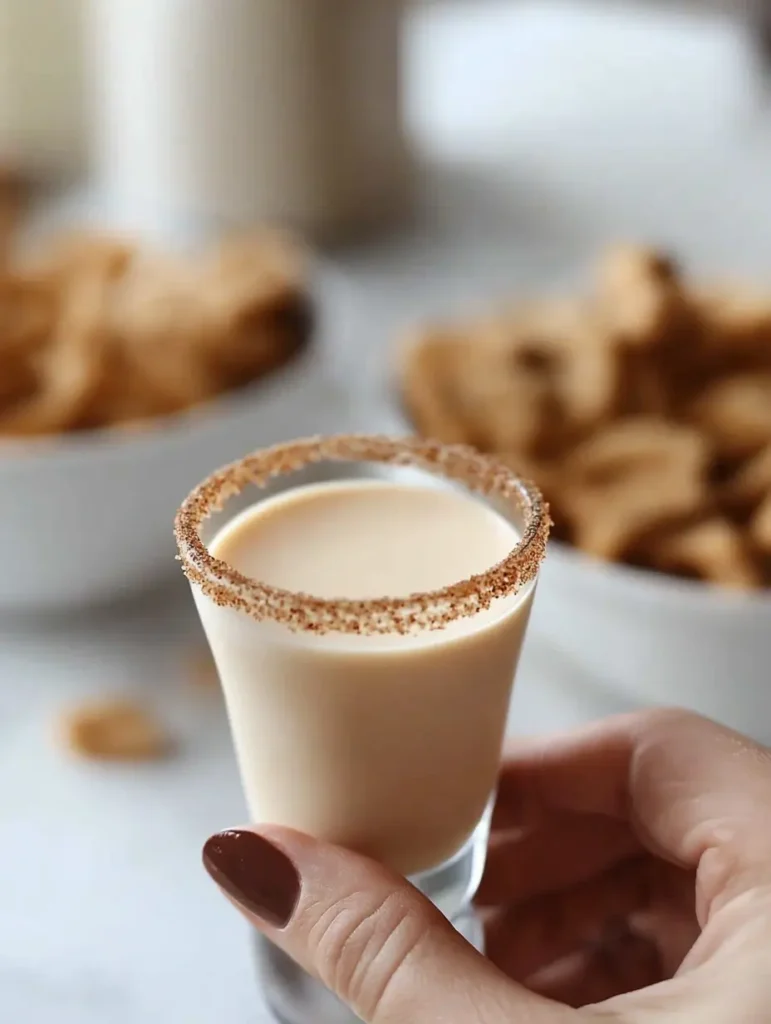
[310,890,430,1018]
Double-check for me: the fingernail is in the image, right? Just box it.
[203,829,301,928]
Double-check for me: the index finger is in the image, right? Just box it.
[497,709,771,875]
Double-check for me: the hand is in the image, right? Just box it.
[202,710,771,1023]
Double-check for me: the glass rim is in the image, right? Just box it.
[174,434,550,635]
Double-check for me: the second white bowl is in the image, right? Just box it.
[533,542,771,743]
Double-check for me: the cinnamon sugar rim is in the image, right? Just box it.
[174,435,550,635]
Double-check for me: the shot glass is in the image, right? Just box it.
[175,435,549,1024]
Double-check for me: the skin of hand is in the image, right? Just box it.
[202,709,771,1023]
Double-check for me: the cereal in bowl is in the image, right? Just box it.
[398,247,771,589]
[0,228,311,438]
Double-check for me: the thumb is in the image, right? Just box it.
[203,826,566,1024]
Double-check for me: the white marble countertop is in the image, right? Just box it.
[4,2,771,1021]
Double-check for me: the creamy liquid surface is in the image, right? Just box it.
[211,479,517,606]
[201,478,534,875]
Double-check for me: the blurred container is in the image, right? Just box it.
[535,543,771,744]
[0,0,87,180]
[0,340,349,613]
[89,0,414,243]
[0,261,356,613]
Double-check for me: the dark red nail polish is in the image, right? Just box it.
[203,829,300,928]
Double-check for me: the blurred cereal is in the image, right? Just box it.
[0,228,311,438]
[399,246,771,589]
[61,699,171,762]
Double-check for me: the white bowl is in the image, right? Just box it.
[377,400,771,738]
[533,542,771,743]
[0,340,350,613]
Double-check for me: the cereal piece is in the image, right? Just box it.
[398,328,473,445]
[692,283,771,366]
[568,418,708,483]
[202,294,312,391]
[596,245,704,411]
[0,350,36,409]
[690,374,771,458]
[201,231,307,325]
[27,231,136,282]
[62,699,170,762]
[0,274,59,354]
[652,518,762,589]
[564,420,709,560]
[750,494,771,554]
[545,353,611,437]
[723,445,771,513]
[595,245,683,349]
[599,245,678,287]
[567,476,705,562]
[0,278,52,411]
[452,322,556,454]
[0,263,114,435]
[506,301,621,430]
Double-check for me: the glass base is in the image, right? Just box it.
[256,812,491,1024]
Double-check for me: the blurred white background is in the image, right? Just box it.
[3,1,771,1021]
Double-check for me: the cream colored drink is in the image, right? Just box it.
[196,478,535,876]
